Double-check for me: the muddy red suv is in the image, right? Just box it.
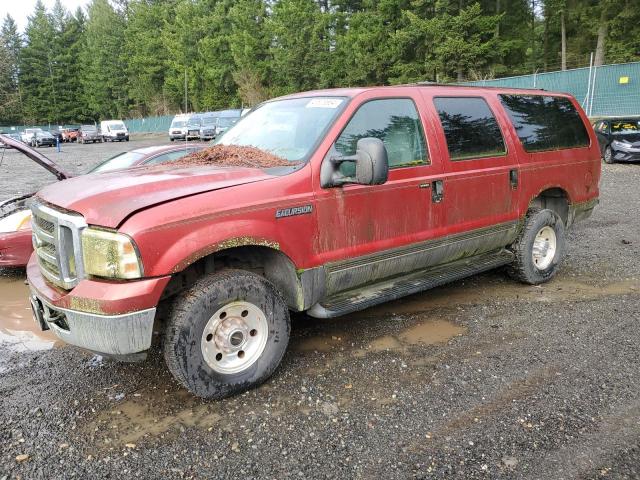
[26,85,600,398]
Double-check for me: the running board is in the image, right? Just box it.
[307,249,514,318]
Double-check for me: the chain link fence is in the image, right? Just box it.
[464,61,640,118]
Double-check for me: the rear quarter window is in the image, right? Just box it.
[499,95,590,152]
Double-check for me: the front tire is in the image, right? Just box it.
[603,145,614,164]
[507,209,566,285]
[164,269,290,399]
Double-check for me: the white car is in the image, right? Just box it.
[100,120,129,142]
[20,128,43,144]
[169,114,191,141]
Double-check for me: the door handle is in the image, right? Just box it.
[509,169,518,189]
[432,180,444,203]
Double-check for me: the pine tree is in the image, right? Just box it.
[80,0,128,120]
[20,0,56,125]
[0,15,23,124]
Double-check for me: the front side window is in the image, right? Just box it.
[335,99,428,168]
[434,97,506,161]
[499,94,590,152]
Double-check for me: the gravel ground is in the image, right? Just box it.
[1,141,639,479]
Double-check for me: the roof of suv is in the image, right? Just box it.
[279,83,570,101]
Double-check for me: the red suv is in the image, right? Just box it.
[26,85,600,398]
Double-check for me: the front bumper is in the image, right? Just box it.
[612,148,640,162]
[27,255,170,355]
[30,291,156,355]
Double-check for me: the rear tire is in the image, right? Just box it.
[507,208,566,285]
[603,145,614,164]
[164,269,290,399]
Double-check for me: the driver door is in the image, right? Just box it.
[312,91,445,296]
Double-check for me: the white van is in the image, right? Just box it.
[100,120,129,142]
[169,114,191,141]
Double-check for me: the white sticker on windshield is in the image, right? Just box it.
[306,98,343,109]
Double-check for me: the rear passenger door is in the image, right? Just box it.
[423,93,521,252]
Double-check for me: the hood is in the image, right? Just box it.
[611,132,640,145]
[35,164,275,228]
[0,133,70,181]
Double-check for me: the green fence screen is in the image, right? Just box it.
[463,61,640,118]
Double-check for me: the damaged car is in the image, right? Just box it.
[0,135,206,267]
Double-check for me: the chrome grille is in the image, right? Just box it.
[31,202,87,290]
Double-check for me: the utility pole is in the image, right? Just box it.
[184,68,188,113]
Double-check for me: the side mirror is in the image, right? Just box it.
[321,137,389,188]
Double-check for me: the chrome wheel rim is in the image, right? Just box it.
[532,226,557,270]
[201,301,268,374]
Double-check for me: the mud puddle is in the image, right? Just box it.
[0,275,58,352]
[293,316,466,354]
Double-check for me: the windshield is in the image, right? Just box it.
[215,97,346,162]
[82,125,96,131]
[611,119,640,134]
[171,120,187,128]
[217,117,239,128]
[109,122,126,130]
[202,117,216,126]
[89,151,145,173]
[188,117,202,127]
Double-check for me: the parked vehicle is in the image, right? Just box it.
[0,135,207,268]
[50,130,64,144]
[25,86,600,399]
[79,125,102,144]
[199,113,218,141]
[20,128,43,144]
[100,120,129,142]
[0,132,22,148]
[214,109,242,137]
[186,114,202,140]
[62,128,80,143]
[31,131,56,148]
[593,117,640,163]
[169,114,190,141]
[0,134,69,268]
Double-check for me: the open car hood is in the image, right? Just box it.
[35,164,275,228]
[0,133,70,181]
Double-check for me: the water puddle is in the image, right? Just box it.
[0,275,59,352]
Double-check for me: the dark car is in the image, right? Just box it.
[50,130,64,144]
[32,131,56,148]
[214,109,242,138]
[593,118,640,163]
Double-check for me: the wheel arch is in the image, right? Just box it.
[528,187,570,225]
[161,242,322,312]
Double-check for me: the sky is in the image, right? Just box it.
[0,0,90,32]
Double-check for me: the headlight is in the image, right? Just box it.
[0,210,32,233]
[81,228,143,279]
[611,140,631,151]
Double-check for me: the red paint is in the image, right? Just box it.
[27,85,600,312]
[0,229,33,267]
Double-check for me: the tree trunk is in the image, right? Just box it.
[543,6,549,71]
[594,6,607,66]
[561,10,567,70]
[495,0,501,38]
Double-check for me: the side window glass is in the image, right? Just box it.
[433,97,506,161]
[601,122,609,133]
[335,99,429,169]
[499,94,590,152]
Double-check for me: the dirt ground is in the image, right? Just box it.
[1,138,639,479]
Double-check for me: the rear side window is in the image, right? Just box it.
[335,98,428,168]
[433,97,506,161]
[499,95,590,152]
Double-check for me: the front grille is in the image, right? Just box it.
[31,202,87,290]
